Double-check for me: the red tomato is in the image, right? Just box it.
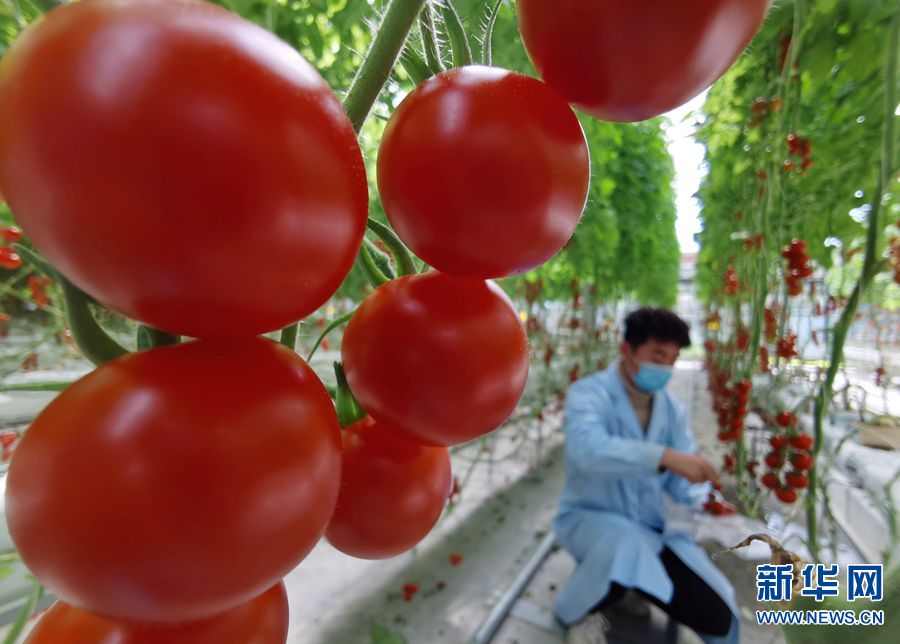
[0,246,21,270]
[0,0,367,338]
[326,417,452,559]
[785,471,809,489]
[760,472,779,490]
[377,66,589,278]
[517,0,770,121]
[788,432,813,450]
[6,337,341,622]
[764,451,785,469]
[342,272,530,446]
[790,451,813,471]
[25,583,288,644]
[775,487,798,504]
[775,411,794,428]
[769,435,786,450]
[1,225,22,243]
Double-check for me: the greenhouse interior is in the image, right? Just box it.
[0,0,897,643]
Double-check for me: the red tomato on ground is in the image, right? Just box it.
[326,417,451,559]
[342,272,530,446]
[517,0,770,121]
[25,583,288,644]
[377,66,589,278]
[6,337,341,622]
[0,0,367,338]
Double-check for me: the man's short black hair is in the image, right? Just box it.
[623,308,691,349]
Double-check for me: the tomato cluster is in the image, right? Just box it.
[776,330,799,360]
[781,239,813,296]
[758,411,814,504]
[0,0,775,636]
[708,362,751,443]
[748,96,783,128]
[784,134,814,173]
[742,233,765,253]
[722,265,741,296]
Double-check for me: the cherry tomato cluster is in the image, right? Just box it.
[26,275,51,309]
[708,362,751,443]
[743,233,765,252]
[764,306,778,341]
[781,239,814,296]
[748,95,783,128]
[723,264,741,296]
[784,134,813,173]
[776,330,799,360]
[759,411,813,504]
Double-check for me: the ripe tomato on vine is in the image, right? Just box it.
[517,0,769,121]
[0,0,369,338]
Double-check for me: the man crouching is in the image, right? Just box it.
[555,308,738,644]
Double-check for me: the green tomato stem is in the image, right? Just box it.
[436,0,473,67]
[400,46,432,84]
[3,580,44,644]
[343,0,427,133]
[418,4,442,73]
[367,218,417,276]
[13,243,61,282]
[333,362,366,427]
[307,311,354,363]
[482,0,503,66]
[143,326,179,348]
[357,240,391,288]
[60,276,128,366]
[279,323,299,351]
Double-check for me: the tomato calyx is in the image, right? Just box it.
[333,362,367,428]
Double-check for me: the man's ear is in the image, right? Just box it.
[620,341,630,358]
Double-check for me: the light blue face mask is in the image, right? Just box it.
[633,362,673,392]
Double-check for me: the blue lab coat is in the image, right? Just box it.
[553,363,740,643]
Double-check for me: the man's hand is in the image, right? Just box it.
[661,449,719,484]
